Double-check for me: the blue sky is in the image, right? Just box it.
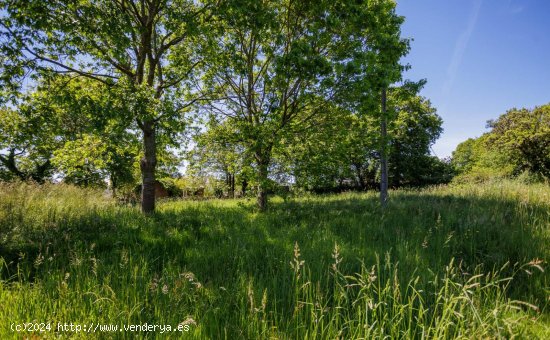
[395,0,550,158]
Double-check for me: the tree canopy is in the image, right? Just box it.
[0,0,479,212]
[1,0,212,212]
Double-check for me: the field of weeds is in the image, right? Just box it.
[0,181,548,339]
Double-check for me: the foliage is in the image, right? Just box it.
[199,0,411,210]
[0,106,55,182]
[0,0,211,213]
[0,181,549,338]
[0,75,141,189]
[0,0,427,211]
[452,136,514,183]
[287,82,450,191]
[173,175,225,198]
[452,103,550,182]
[187,118,254,197]
[387,82,446,186]
[487,104,550,178]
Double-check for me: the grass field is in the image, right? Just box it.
[0,181,549,339]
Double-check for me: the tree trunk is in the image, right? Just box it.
[241,177,248,196]
[0,149,50,183]
[380,88,389,207]
[230,173,235,198]
[255,153,270,211]
[226,171,235,198]
[140,120,157,214]
[30,159,51,183]
[353,162,365,190]
[110,173,117,198]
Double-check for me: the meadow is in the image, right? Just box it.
[0,181,549,339]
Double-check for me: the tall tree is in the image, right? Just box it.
[287,82,446,192]
[380,87,389,205]
[203,0,381,210]
[386,81,444,186]
[0,0,211,213]
[286,104,370,191]
[338,0,409,206]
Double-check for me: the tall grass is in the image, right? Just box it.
[0,180,548,338]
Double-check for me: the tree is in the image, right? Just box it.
[333,0,410,206]
[0,75,88,183]
[451,104,550,182]
[287,105,359,191]
[287,82,448,191]
[371,11,409,206]
[187,119,253,198]
[0,0,212,213]
[0,106,54,182]
[52,131,139,191]
[0,75,141,190]
[386,82,445,186]
[203,0,403,210]
[487,105,550,179]
[202,0,326,210]
[451,138,479,175]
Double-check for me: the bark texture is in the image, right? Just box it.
[255,150,271,211]
[140,121,157,214]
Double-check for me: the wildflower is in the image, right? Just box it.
[181,272,202,289]
[422,236,429,249]
[181,272,196,282]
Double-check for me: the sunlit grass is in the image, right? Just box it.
[0,180,549,338]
